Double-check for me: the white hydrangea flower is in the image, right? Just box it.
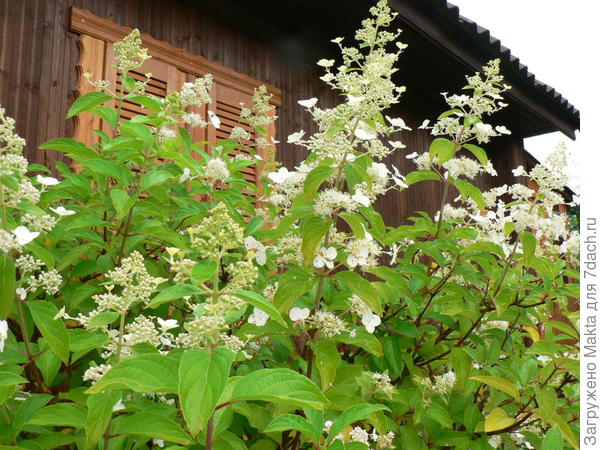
[512,165,528,177]
[0,320,8,352]
[354,122,377,140]
[406,152,418,159]
[13,226,39,245]
[289,307,310,322]
[298,98,318,108]
[385,115,412,130]
[314,247,337,269]
[207,110,221,128]
[36,175,59,186]
[245,236,267,265]
[287,130,305,144]
[347,94,365,105]
[112,399,126,411]
[495,125,511,135]
[157,317,178,331]
[418,119,430,129]
[248,307,269,326]
[361,311,382,333]
[152,438,165,448]
[350,426,370,445]
[267,167,292,184]
[317,59,335,67]
[179,167,191,183]
[352,189,370,207]
[50,206,76,216]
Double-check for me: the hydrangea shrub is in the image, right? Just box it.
[0,1,579,449]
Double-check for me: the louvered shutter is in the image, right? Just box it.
[103,45,186,124]
[70,7,280,187]
[210,83,260,185]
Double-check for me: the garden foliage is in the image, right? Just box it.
[0,1,579,448]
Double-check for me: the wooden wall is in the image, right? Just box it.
[0,0,527,226]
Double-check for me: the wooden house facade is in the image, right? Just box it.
[0,0,579,226]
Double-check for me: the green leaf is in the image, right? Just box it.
[520,231,536,266]
[426,402,453,429]
[230,368,329,410]
[0,371,28,388]
[301,215,332,266]
[334,271,381,315]
[149,284,203,308]
[314,340,341,391]
[85,392,120,450]
[404,169,441,185]
[89,105,118,129]
[233,290,287,328]
[333,328,382,357]
[80,159,132,186]
[453,178,484,210]
[429,138,456,165]
[28,301,70,364]
[87,311,120,328]
[304,166,333,200]
[40,138,99,161]
[110,188,136,220]
[273,268,315,311]
[328,403,390,438]
[112,412,193,445]
[178,348,235,437]
[483,408,514,432]
[141,170,175,191]
[470,376,520,401]
[264,415,317,441]
[86,354,178,394]
[541,426,563,450]
[127,95,163,112]
[0,253,15,319]
[67,92,112,118]
[191,260,218,285]
[28,403,87,428]
[463,143,488,166]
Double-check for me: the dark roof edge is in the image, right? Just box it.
[390,0,580,139]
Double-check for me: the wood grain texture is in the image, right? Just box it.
[0,0,529,225]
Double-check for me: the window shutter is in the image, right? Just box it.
[70,7,280,185]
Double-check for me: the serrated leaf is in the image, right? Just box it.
[470,376,520,401]
[40,138,99,161]
[334,271,381,315]
[149,284,203,308]
[110,188,136,220]
[301,215,331,266]
[86,354,178,394]
[233,290,287,328]
[520,231,536,266]
[463,143,488,166]
[328,403,390,438]
[429,138,456,165]
[0,253,15,319]
[404,169,441,185]
[112,412,193,445]
[28,403,87,428]
[264,415,317,441]
[85,392,120,450]
[178,348,235,436]
[230,368,329,410]
[191,260,218,285]
[67,92,112,118]
[304,166,333,200]
[483,408,514,432]
[28,301,70,363]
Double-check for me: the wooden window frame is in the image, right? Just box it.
[69,7,281,186]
